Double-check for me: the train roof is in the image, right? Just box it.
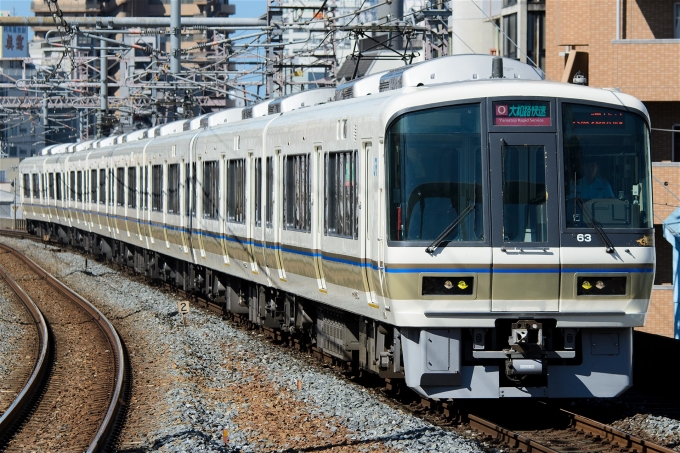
[27,55,648,160]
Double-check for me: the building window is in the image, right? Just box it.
[227,159,245,223]
[99,169,106,204]
[167,164,179,214]
[675,3,680,39]
[503,0,517,6]
[90,170,97,203]
[503,13,517,59]
[152,164,163,212]
[116,167,125,207]
[266,156,273,228]
[325,151,358,239]
[527,11,545,70]
[203,160,220,219]
[283,153,311,232]
[49,173,55,199]
[128,167,137,209]
[673,124,680,162]
[0,170,5,183]
[254,158,262,227]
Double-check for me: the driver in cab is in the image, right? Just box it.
[570,159,614,200]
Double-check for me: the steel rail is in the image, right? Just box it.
[468,414,559,453]
[0,255,50,438]
[0,243,126,453]
[566,409,678,453]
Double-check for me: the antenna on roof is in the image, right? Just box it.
[491,57,503,79]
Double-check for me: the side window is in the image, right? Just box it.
[41,174,46,200]
[70,171,76,201]
[49,173,55,200]
[108,169,114,206]
[56,173,62,201]
[152,164,163,212]
[203,160,220,219]
[167,164,179,214]
[266,156,273,227]
[77,171,83,202]
[141,166,148,211]
[23,174,29,198]
[90,170,97,203]
[99,169,106,204]
[227,159,245,223]
[185,163,193,217]
[283,153,311,232]
[128,167,137,209]
[325,150,358,239]
[32,174,40,199]
[254,158,262,227]
[116,167,125,207]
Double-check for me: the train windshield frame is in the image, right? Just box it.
[386,102,486,245]
[561,102,652,231]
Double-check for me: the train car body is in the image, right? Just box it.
[19,55,655,399]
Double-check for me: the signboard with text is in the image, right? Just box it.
[0,24,28,58]
[493,101,551,126]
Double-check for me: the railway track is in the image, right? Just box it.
[1,231,678,453]
[0,242,127,452]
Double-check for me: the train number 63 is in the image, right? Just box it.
[576,234,592,242]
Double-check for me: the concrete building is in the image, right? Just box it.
[449,0,545,71]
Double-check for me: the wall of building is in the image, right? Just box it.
[641,286,675,338]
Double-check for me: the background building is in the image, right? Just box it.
[546,1,680,339]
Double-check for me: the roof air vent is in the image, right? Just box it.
[242,108,253,120]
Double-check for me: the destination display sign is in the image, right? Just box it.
[572,111,625,127]
[493,101,551,126]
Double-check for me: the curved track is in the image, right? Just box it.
[0,242,127,453]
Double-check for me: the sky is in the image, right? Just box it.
[0,0,266,19]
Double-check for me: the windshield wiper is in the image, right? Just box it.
[575,197,615,254]
[425,203,475,254]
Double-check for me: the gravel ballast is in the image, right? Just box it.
[0,237,485,453]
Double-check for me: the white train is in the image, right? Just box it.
[19,55,655,398]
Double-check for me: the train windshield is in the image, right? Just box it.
[387,104,484,243]
[562,103,652,229]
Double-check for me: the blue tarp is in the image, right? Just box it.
[662,207,680,339]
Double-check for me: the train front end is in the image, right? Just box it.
[384,88,654,398]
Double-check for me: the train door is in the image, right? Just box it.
[366,141,387,309]
[264,150,285,281]
[489,133,560,311]
[250,153,266,275]
[313,146,328,291]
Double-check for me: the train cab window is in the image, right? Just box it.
[387,104,484,243]
[226,159,244,223]
[563,104,652,229]
[325,150,358,239]
[49,173,55,200]
[41,174,46,200]
[141,166,149,211]
[56,173,62,201]
[116,168,125,207]
[77,171,83,202]
[167,164,179,214]
[501,144,547,242]
[99,169,106,205]
[203,160,220,220]
[254,158,262,227]
[152,164,163,212]
[90,170,97,203]
[266,157,273,228]
[128,167,137,209]
[283,153,311,232]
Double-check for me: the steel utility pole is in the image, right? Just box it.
[171,0,181,75]
[97,37,108,139]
